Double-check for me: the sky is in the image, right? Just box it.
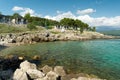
[0,0,120,27]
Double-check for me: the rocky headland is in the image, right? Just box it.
[0,29,119,46]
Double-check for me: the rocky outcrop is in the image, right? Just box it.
[0,30,119,46]
[12,60,104,80]
[13,60,45,80]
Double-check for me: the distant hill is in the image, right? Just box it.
[99,30,120,36]
[96,26,120,36]
[96,26,120,31]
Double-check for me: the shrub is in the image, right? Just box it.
[27,23,37,30]
[46,26,54,29]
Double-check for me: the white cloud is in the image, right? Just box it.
[12,6,120,27]
[12,6,24,11]
[77,8,96,15]
[12,6,41,17]
[45,11,76,21]
[44,10,120,27]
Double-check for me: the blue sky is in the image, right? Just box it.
[0,0,120,27]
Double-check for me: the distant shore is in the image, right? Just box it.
[0,29,120,46]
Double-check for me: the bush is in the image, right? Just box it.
[27,23,37,30]
[46,26,54,29]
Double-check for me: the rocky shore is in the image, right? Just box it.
[0,29,119,46]
[0,60,105,80]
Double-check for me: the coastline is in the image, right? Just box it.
[0,29,119,46]
[0,30,119,80]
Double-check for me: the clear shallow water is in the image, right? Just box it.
[1,39,120,80]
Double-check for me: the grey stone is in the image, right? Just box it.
[13,69,28,80]
[41,65,53,74]
[26,69,45,79]
[54,66,66,76]
[20,60,37,72]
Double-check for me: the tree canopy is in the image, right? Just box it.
[12,13,23,19]
[60,18,94,33]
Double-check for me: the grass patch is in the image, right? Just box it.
[0,24,45,33]
[0,24,28,33]
[50,31,60,34]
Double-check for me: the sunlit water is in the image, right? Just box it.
[1,39,120,80]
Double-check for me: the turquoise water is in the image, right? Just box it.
[1,39,120,80]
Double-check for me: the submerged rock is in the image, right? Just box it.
[0,70,13,80]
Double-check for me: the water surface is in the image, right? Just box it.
[0,39,120,80]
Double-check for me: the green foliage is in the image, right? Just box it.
[88,27,96,32]
[27,23,37,30]
[0,12,2,15]
[24,13,31,22]
[60,18,92,33]
[92,27,96,31]
[26,17,58,27]
[12,13,22,19]
[47,26,54,29]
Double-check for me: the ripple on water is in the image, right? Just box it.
[0,40,120,80]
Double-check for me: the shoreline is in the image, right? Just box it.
[0,57,105,80]
[0,29,120,46]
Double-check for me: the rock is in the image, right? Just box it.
[22,37,29,43]
[32,36,40,42]
[46,71,59,80]
[71,78,77,80]
[16,36,24,42]
[13,69,28,80]
[46,32,50,37]
[8,39,16,43]
[33,55,41,60]
[35,77,48,80]
[18,56,24,60]
[20,60,37,72]
[54,66,66,76]
[0,70,13,80]
[41,65,53,74]
[26,69,45,79]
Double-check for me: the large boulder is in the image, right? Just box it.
[0,70,13,80]
[54,66,66,76]
[20,60,37,72]
[41,65,53,74]
[46,71,59,80]
[13,69,28,80]
[26,69,45,79]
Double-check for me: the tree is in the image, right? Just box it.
[92,27,96,31]
[12,13,22,19]
[0,12,2,15]
[24,13,31,22]
[27,23,37,30]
